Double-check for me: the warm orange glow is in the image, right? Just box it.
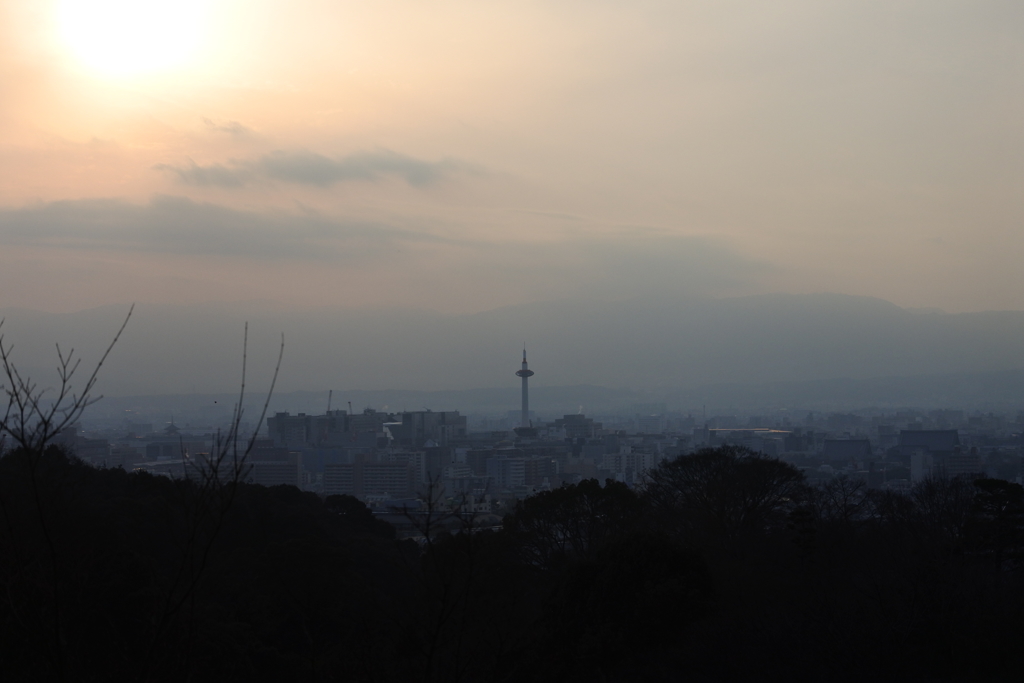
[0,1,1020,315]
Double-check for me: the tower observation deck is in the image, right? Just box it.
[515,349,534,429]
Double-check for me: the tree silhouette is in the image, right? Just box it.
[0,314,285,682]
[503,478,645,568]
[966,478,1024,568]
[644,445,807,545]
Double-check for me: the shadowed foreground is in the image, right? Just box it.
[1,445,1022,682]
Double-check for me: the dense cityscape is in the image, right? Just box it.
[57,349,1024,533]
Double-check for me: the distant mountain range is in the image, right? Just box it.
[2,292,1024,412]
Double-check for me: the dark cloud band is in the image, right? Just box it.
[0,196,767,298]
[0,196,427,261]
[155,149,472,189]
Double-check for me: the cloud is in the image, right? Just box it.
[476,231,771,302]
[505,209,584,222]
[201,117,252,136]
[0,197,769,310]
[153,160,252,188]
[155,149,473,189]
[260,149,467,186]
[0,196,436,261]
[581,236,771,298]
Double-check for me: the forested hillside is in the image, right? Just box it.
[2,445,1022,681]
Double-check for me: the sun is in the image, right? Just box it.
[55,0,207,77]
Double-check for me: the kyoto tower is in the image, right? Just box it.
[515,348,535,428]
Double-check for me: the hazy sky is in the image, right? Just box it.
[2,0,1023,314]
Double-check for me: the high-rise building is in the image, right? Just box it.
[394,411,467,447]
[487,454,526,490]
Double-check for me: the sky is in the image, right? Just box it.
[2,0,1024,315]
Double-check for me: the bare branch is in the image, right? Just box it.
[0,304,133,454]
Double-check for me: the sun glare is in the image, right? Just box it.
[55,0,206,77]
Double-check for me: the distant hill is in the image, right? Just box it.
[2,293,1024,411]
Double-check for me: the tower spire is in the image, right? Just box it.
[515,347,535,429]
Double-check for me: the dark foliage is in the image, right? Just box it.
[2,445,1024,681]
[645,445,808,546]
[503,477,647,567]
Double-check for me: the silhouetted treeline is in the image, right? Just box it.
[2,444,1023,682]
